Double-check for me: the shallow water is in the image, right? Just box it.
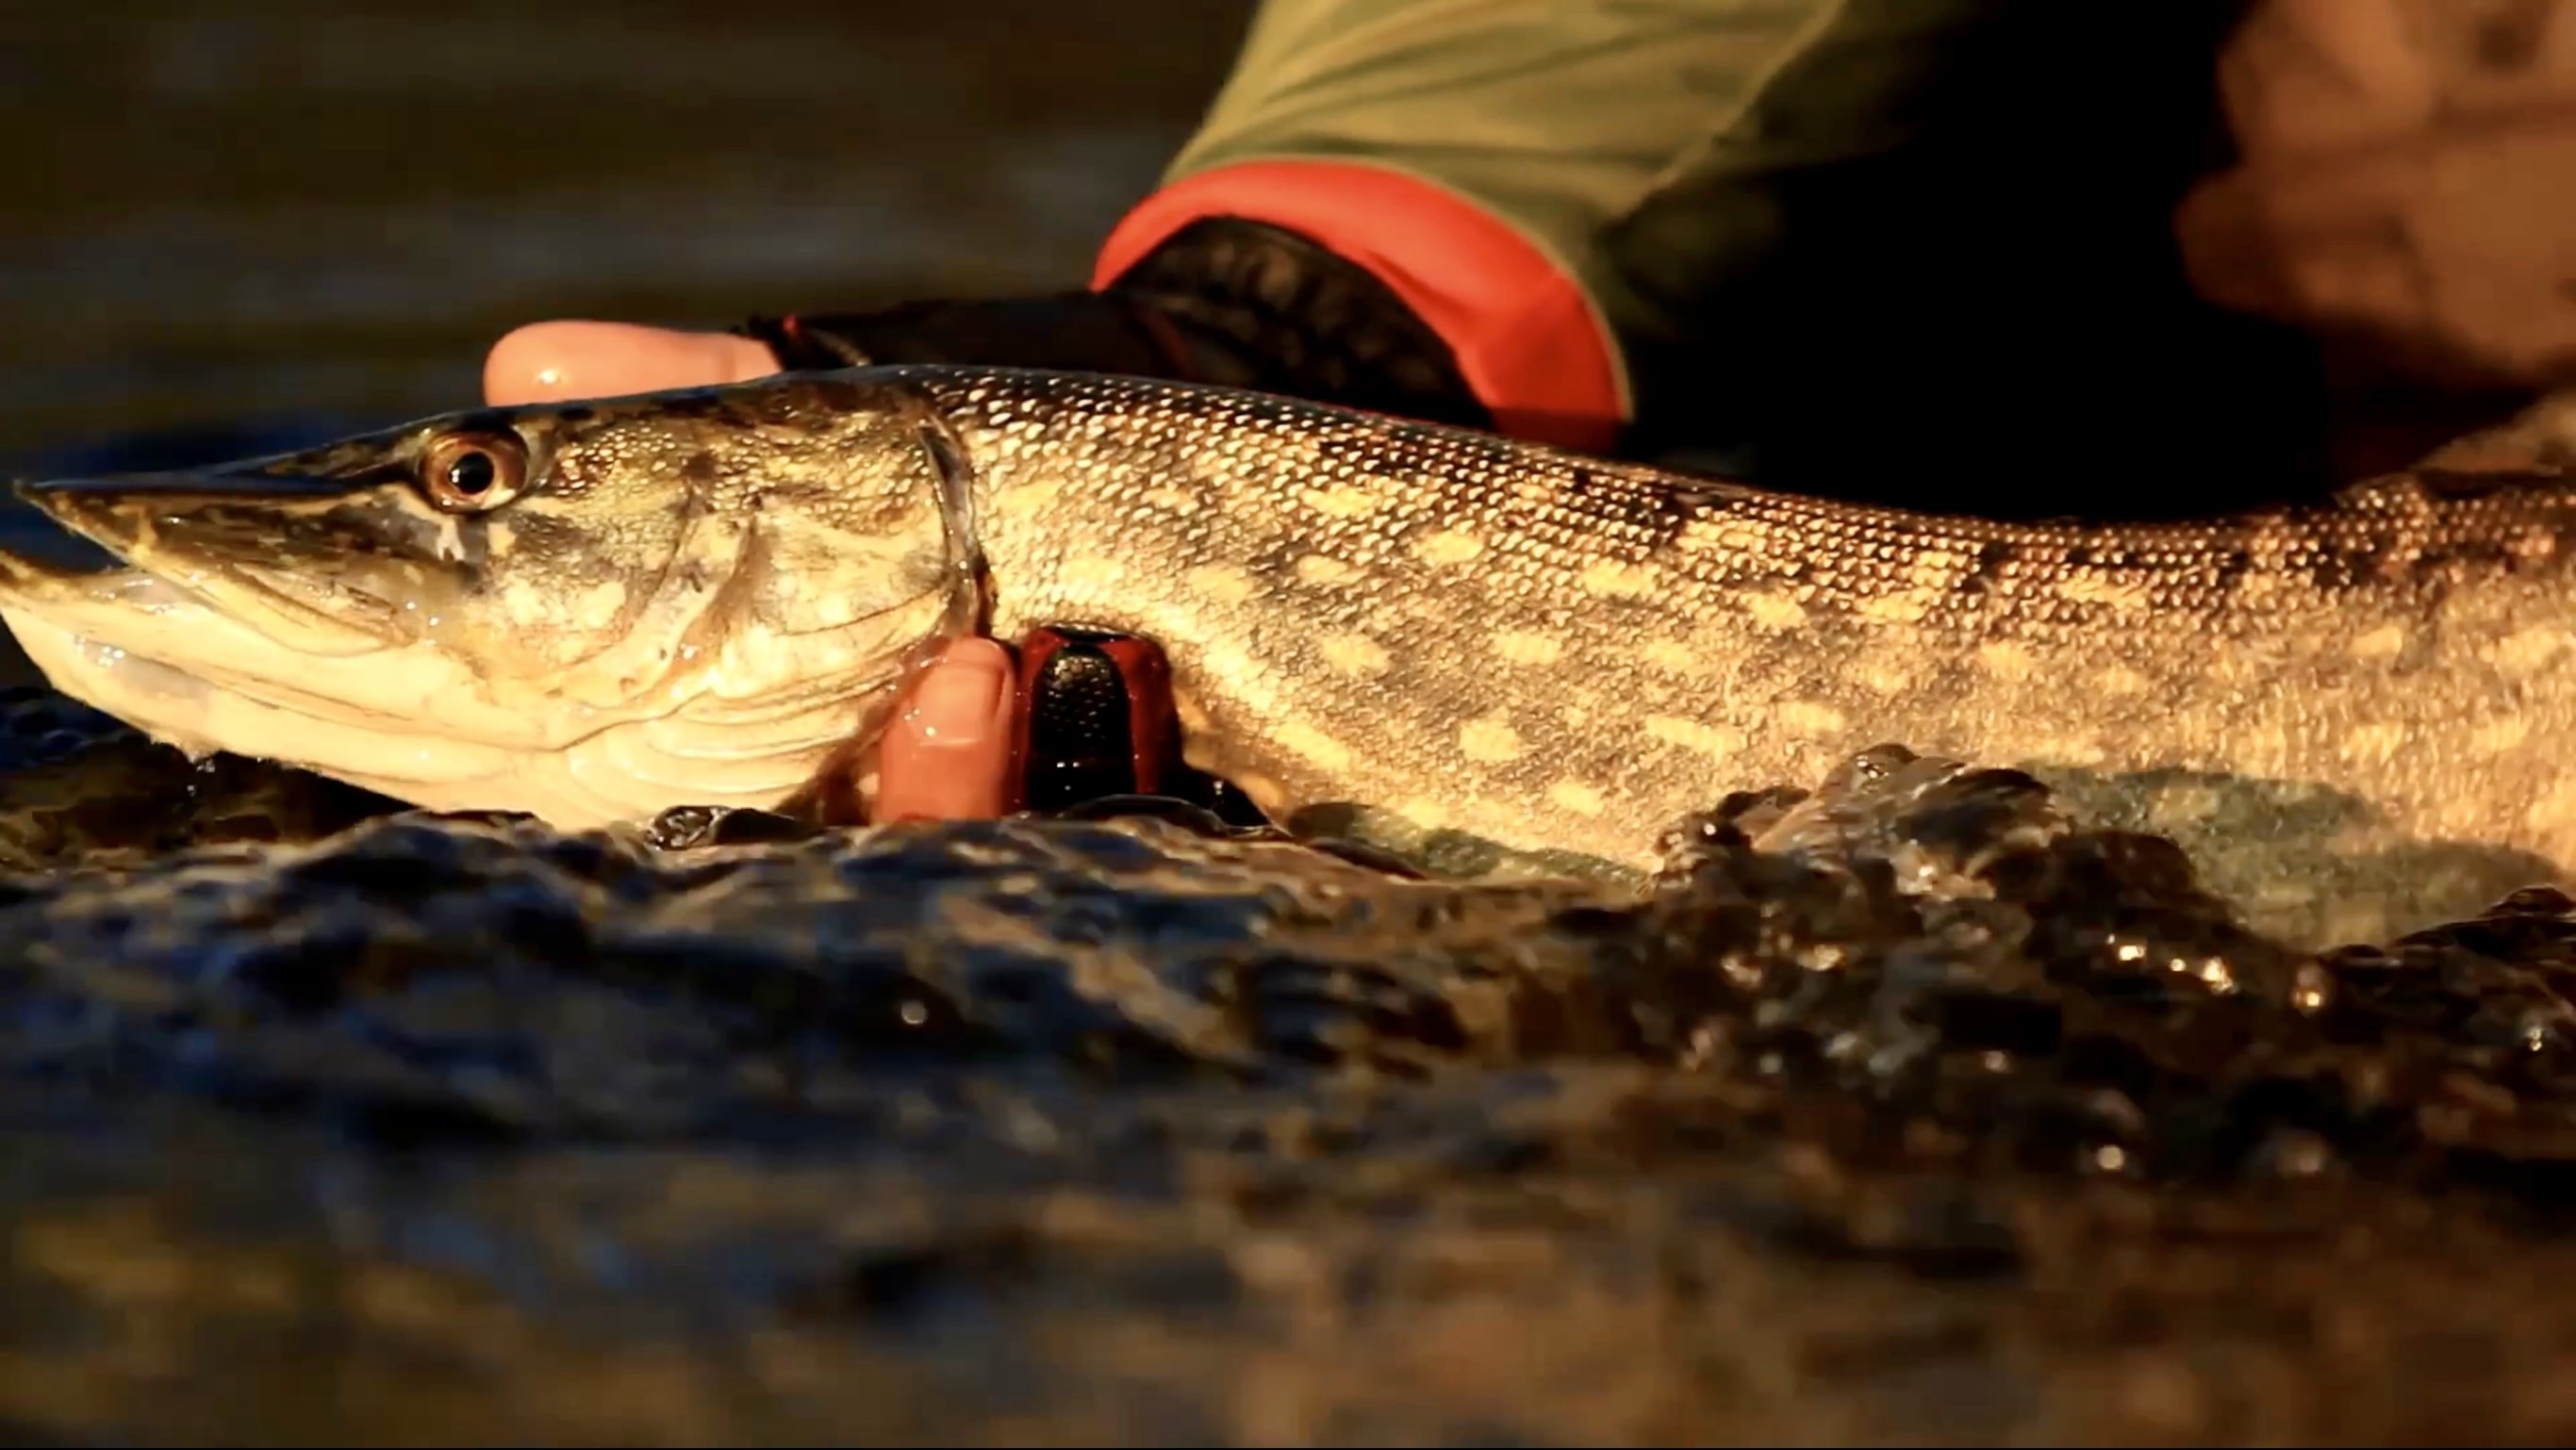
[8,691,2576,1443]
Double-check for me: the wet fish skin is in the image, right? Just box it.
[5,365,2573,948]
[921,369,2576,949]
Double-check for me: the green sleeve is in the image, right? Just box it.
[1167,0,1870,350]
[1159,1,2294,504]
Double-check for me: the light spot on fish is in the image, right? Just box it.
[1741,589,1807,631]
[1548,779,1608,816]
[1857,659,1914,695]
[1296,554,1359,587]
[1640,638,1700,674]
[2054,572,2151,612]
[411,514,467,565]
[1458,712,1526,763]
[2338,720,2411,767]
[2094,663,2149,697]
[1579,559,1660,600]
[570,580,629,631]
[2239,721,2292,766]
[1301,483,1379,519]
[1490,630,1563,666]
[499,577,554,627]
[1144,486,1196,512]
[2342,721,2408,765]
[1676,516,1753,554]
[1412,529,1485,566]
[2349,624,2407,661]
[1976,640,2037,681]
[2527,777,2576,835]
[1007,477,1066,512]
[1644,715,1742,758]
[1856,590,1932,624]
[1057,554,1125,592]
[1317,633,1390,678]
[1272,720,1352,771]
[1776,700,1846,736]
[2487,624,2571,677]
[1396,796,1452,831]
[1183,563,1259,605]
[1908,549,1971,591]
[2473,716,2529,754]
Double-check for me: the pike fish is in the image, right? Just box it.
[3,366,2572,948]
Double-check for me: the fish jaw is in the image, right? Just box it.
[0,559,952,826]
[0,473,727,782]
[8,447,738,730]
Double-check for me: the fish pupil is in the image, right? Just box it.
[446,451,496,495]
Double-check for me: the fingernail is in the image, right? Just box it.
[904,644,1011,749]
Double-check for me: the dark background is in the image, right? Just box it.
[0,0,1257,465]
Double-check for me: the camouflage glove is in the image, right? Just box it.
[1007,626,1266,828]
[733,217,1491,433]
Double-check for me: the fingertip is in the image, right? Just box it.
[937,635,1014,679]
[872,638,1018,823]
[482,321,781,405]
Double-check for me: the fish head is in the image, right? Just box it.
[0,372,977,825]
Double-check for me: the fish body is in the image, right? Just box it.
[5,366,2572,947]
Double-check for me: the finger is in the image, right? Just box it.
[874,637,1018,823]
[483,321,780,405]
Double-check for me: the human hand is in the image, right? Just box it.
[484,321,1020,823]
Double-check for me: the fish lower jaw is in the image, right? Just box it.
[0,602,219,751]
[0,604,833,831]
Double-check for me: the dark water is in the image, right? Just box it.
[0,0,1252,684]
[0,0,1248,457]
[12,5,2576,1444]
[8,692,2576,1443]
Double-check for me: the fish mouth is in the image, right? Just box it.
[0,468,503,783]
[7,466,441,658]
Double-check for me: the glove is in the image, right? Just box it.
[734,217,1492,433]
[1010,626,1267,827]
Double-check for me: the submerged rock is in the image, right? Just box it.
[6,689,2576,1443]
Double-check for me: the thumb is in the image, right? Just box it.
[483,321,781,405]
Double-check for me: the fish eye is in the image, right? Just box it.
[418,430,528,512]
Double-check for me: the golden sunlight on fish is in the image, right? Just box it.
[3,365,2572,948]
